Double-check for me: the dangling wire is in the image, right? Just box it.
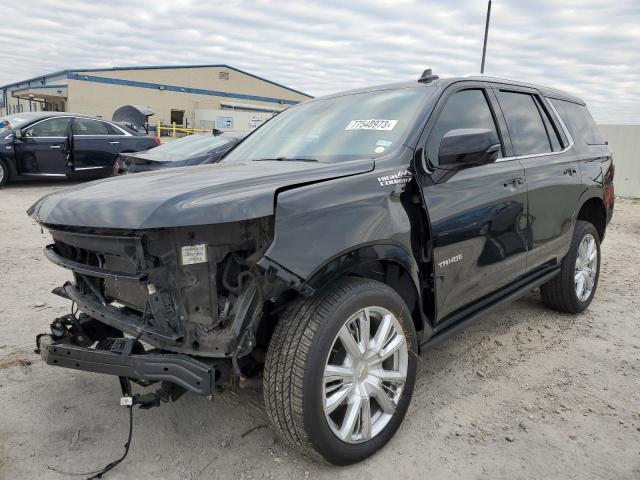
[46,404,135,479]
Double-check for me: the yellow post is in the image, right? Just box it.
[156,120,161,138]
[172,122,176,138]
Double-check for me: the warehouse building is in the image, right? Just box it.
[0,64,312,132]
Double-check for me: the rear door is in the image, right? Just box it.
[493,87,582,269]
[72,118,124,174]
[420,84,529,322]
[14,116,72,175]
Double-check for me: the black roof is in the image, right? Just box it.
[309,75,584,105]
[1,111,117,121]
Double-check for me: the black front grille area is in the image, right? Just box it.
[50,229,149,311]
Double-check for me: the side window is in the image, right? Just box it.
[74,118,110,135]
[496,91,552,156]
[428,89,503,165]
[23,117,71,137]
[549,99,605,145]
[104,122,125,135]
[535,97,563,151]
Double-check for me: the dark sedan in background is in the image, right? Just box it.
[0,112,159,187]
[114,132,245,175]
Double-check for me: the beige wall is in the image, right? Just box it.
[86,66,309,103]
[65,66,310,126]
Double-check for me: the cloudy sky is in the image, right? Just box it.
[2,0,639,123]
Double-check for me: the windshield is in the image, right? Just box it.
[152,134,234,157]
[0,114,31,134]
[223,87,432,163]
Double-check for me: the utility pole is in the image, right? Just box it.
[481,0,492,74]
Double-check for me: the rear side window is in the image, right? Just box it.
[549,99,605,145]
[74,118,110,135]
[105,122,125,135]
[496,91,552,156]
[428,89,503,165]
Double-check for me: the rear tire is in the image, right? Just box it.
[540,220,601,313]
[0,158,8,187]
[263,277,418,465]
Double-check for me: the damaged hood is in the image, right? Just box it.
[28,159,374,229]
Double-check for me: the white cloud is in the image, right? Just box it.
[1,0,638,123]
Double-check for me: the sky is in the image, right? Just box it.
[1,0,639,124]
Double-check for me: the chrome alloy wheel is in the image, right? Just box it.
[0,162,4,184]
[322,306,408,444]
[575,233,598,301]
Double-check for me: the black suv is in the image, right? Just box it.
[30,72,614,466]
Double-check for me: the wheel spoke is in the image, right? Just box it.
[359,308,371,352]
[339,395,363,441]
[324,364,353,384]
[359,397,372,441]
[367,381,397,415]
[369,368,406,383]
[339,324,363,359]
[372,314,393,353]
[325,382,354,415]
[379,334,404,362]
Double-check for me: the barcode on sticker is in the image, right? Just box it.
[181,244,208,265]
[345,119,398,131]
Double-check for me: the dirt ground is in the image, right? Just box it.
[1,181,638,480]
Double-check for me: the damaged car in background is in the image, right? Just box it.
[113,131,246,175]
[30,71,613,467]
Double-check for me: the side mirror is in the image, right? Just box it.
[438,129,501,168]
[14,129,23,140]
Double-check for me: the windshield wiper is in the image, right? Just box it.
[252,157,318,162]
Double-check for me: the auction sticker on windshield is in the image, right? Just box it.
[345,119,398,131]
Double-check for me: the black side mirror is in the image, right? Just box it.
[438,128,501,168]
[13,129,23,140]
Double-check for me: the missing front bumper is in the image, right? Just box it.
[37,335,216,396]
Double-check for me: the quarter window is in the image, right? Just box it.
[497,91,552,156]
[74,118,110,135]
[23,117,71,137]
[428,89,502,165]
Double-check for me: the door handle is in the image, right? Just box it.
[109,141,120,145]
[50,145,62,149]
[504,177,524,188]
[563,167,577,176]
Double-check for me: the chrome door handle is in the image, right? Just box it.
[109,141,120,144]
[504,177,524,188]
[50,145,62,149]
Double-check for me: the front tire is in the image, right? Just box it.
[541,220,601,313]
[263,277,418,465]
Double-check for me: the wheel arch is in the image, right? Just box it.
[304,242,429,338]
[575,193,607,241]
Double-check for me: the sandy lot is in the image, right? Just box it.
[1,181,638,480]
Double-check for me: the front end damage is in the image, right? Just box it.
[35,216,304,396]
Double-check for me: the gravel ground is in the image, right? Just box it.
[1,181,639,480]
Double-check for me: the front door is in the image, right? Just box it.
[14,116,72,175]
[420,87,529,322]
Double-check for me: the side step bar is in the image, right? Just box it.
[422,267,560,350]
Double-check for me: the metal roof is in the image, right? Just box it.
[0,64,313,98]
